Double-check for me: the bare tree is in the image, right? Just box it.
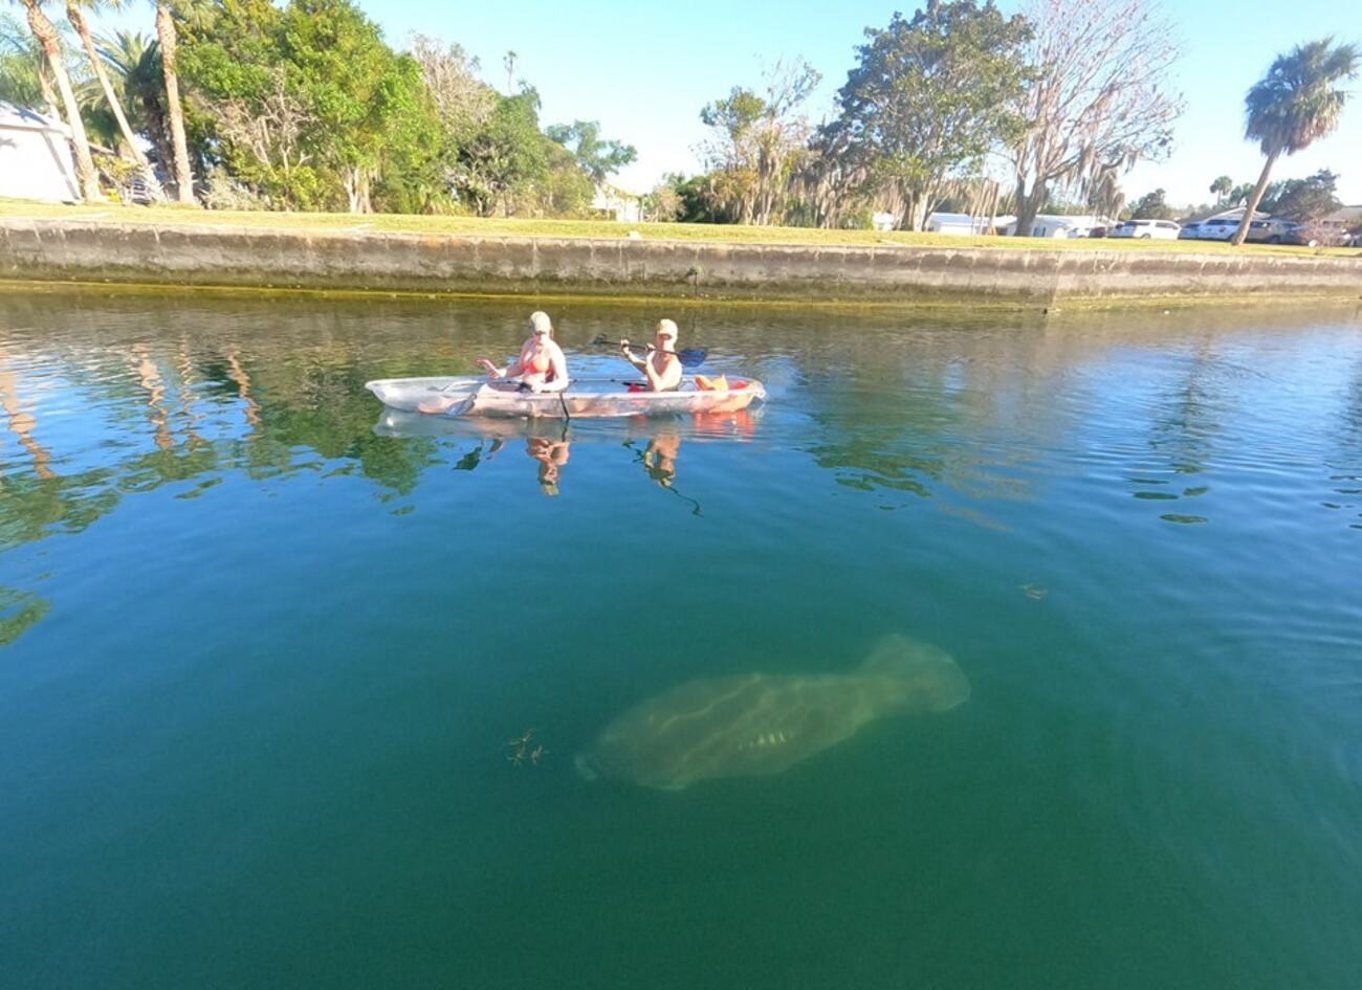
[205,67,314,188]
[410,34,492,128]
[700,58,820,225]
[1007,0,1182,237]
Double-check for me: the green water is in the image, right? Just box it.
[2,290,1360,988]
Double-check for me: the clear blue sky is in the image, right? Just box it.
[105,0,1362,207]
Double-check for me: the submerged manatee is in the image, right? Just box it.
[574,634,969,790]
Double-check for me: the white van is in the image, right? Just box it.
[1109,219,1182,240]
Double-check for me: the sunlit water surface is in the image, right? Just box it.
[2,290,1360,989]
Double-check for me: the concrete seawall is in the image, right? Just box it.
[3,218,1361,304]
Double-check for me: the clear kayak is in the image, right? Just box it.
[365,375,766,419]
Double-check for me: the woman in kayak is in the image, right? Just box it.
[478,311,568,392]
[620,319,682,391]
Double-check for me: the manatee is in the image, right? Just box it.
[574,634,969,790]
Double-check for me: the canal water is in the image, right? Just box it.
[2,289,1360,989]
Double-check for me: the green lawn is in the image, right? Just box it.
[1,199,1356,258]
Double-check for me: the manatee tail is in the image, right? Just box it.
[859,633,971,712]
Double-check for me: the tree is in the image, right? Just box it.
[1209,175,1232,203]
[65,0,161,195]
[409,33,491,136]
[452,88,550,216]
[1126,188,1174,220]
[151,0,194,201]
[1,10,58,107]
[179,0,442,213]
[1085,165,1124,219]
[1008,0,1182,237]
[1230,38,1359,246]
[97,29,175,179]
[699,58,820,225]
[1261,168,1340,222]
[275,0,437,213]
[545,119,636,185]
[821,1,1032,231]
[13,0,102,199]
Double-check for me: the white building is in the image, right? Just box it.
[1001,214,1111,238]
[591,183,642,223]
[925,212,1013,235]
[0,102,80,203]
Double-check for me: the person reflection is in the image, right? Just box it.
[642,431,680,488]
[526,435,571,496]
[629,428,701,514]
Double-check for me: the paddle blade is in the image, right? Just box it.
[678,347,707,368]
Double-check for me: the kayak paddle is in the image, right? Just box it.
[590,335,708,368]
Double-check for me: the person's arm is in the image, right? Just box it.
[478,355,527,379]
[620,339,646,371]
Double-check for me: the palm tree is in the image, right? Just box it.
[148,0,193,202]
[1231,38,1359,246]
[1,10,57,107]
[13,0,102,200]
[65,0,160,196]
[1209,175,1232,204]
[96,31,159,158]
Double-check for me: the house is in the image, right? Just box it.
[1316,205,1362,243]
[591,183,642,223]
[926,212,981,235]
[0,102,81,203]
[1001,214,1110,238]
[926,212,1014,235]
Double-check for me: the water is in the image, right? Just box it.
[2,289,1360,988]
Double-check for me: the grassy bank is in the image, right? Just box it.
[3,199,1357,258]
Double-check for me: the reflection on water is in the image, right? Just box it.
[3,289,1362,990]
[525,434,571,495]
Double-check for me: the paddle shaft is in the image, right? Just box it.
[591,337,707,368]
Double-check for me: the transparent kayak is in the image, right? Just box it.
[365,375,767,419]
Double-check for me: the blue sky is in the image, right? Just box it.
[105,0,1362,207]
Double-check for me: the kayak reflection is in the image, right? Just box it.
[373,407,748,507]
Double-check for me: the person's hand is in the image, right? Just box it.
[619,338,631,353]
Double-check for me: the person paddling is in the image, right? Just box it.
[479,311,568,393]
[620,319,683,392]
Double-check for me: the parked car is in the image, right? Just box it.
[1190,217,1241,241]
[1109,218,1181,240]
[1245,218,1295,243]
[1177,221,1202,239]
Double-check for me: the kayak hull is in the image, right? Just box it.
[366,376,766,419]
